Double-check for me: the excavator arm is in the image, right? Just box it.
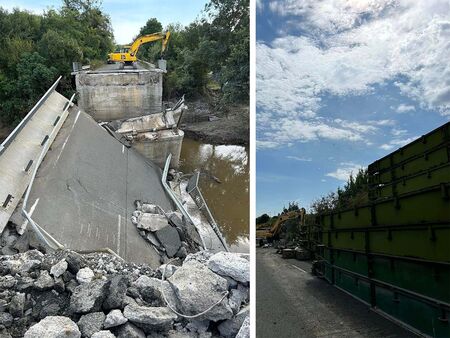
[129,31,171,57]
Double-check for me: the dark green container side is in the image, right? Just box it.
[320,262,450,337]
[375,286,450,338]
[322,225,450,262]
[368,122,450,175]
[321,185,450,229]
[369,162,450,200]
[322,247,450,302]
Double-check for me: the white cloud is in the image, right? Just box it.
[257,0,450,148]
[286,156,312,162]
[380,136,418,151]
[391,128,407,136]
[395,104,416,113]
[326,162,364,181]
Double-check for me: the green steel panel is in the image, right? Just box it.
[321,262,450,337]
[324,226,450,262]
[370,143,450,185]
[321,185,450,229]
[369,162,450,200]
[371,255,450,303]
[375,286,450,338]
[369,122,450,175]
[323,248,449,302]
[334,268,371,303]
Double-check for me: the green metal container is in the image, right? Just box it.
[369,162,450,200]
[321,259,450,337]
[322,224,450,262]
[321,184,450,230]
[368,122,450,175]
[322,246,450,302]
[369,143,450,187]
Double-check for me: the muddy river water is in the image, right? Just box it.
[179,138,249,253]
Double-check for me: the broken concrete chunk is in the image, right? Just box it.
[70,279,109,313]
[207,252,250,283]
[158,264,177,279]
[77,267,95,284]
[218,306,249,338]
[116,323,145,338]
[168,260,233,322]
[140,203,159,214]
[132,275,163,303]
[229,287,248,314]
[91,330,115,338]
[78,312,106,338]
[104,309,128,328]
[235,315,250,338]
[103,275,128,311]
[0,275,17,290]
[24,316,81,338]
[50,259,68,278]
[155,225,181,258]
[9,292,25,317]
[66,251,87,274]
[138,213,168,232]
[123,304,177,330]
[0,312,13,328]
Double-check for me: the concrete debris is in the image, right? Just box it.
[168,260,233,322]
[50,259,68,278]
[91,331,115,338]
[24,316,81,338]
[76,267,95,284]
[235,315,250,338]
[70,279,110,313]
[104,309,128,328]
[208,252,250,284]
[0,248,248,338]
[78,312,105,338]
[138,213,168,232]
[218,306,249,338]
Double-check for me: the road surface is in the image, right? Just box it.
[256,248,416,338]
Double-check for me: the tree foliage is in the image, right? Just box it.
[137,0,249,104]
[256,213,270,225]
[311,168,369,215]
[0,1,113,126]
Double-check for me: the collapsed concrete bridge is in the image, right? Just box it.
[0,73,227,267]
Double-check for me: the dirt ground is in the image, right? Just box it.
[179,100,249,146]
[0,123,11,143]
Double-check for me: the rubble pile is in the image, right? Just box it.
[131,202,202,263]
[0,249,249,338]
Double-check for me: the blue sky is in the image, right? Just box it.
[0,0,207,44]
[256,0,450,216]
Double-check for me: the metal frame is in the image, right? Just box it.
[161,154,207,249]
[187,171,229,252]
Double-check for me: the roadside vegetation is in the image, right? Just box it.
[0,0,249,137]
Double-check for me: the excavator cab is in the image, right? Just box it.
[107,32,170,69]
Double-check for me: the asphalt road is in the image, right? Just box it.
[256,248,416,338]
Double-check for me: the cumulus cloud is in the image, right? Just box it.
[326,162,364,181]
[395,104,416,113]
[257,0,450,148]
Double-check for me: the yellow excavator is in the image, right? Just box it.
[107,31,171,68]
[256,209,305,246]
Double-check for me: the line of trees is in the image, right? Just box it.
[0,0,249,130]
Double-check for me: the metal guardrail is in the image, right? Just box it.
[21,93,76,251]
[0,76,62,156]
[161,154,207,250]
[187,171,229,252]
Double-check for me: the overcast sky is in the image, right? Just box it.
[256,0,450,215]
[0,0,207,44]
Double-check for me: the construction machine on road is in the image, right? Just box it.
[256,209,305,246]
[108,31,171,69]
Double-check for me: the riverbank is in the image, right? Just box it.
[179,100,249,146]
